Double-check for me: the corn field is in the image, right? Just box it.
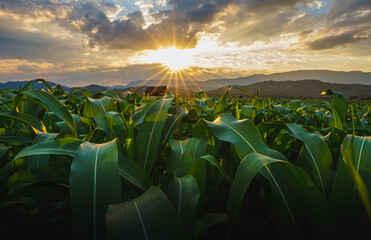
[0,79,370,239]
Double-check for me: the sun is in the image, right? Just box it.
[137,46,196,72]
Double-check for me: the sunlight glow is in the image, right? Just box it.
[135,47,196,72]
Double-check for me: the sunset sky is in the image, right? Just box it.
[0,0,370,86]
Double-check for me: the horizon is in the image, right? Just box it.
[1,69,371,88]
[0,0,370,87]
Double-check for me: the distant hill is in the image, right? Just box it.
[103,70,371,92]
[1,70,370,96]
[70,84,108,93]
[206,80,371,99]
[0,81,71,91]
[197,70,371,91]
[0,81,108,94]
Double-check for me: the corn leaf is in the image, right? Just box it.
[206,114,286,160]
[24,90,77,136]
[70,139,121,240]
[106,186,185,240]
[27,133,58,169]
[135,97,173,172]
[287,124,333,195]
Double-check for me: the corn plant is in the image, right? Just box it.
[0,80,370,239]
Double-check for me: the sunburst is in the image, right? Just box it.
[138,46,195,72]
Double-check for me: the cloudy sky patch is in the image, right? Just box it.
[0,0,370,86]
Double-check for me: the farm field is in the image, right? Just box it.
[0,79,370,239]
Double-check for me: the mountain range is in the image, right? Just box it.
[0,70,370,99]
[105,70,371,91]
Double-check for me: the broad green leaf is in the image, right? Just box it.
[106,112,127,152]
[22,78,54,92]
[178,138,208,177]
[24,90,77,136]
[14,138,84,160]
[0,111,46,134]
[240,106,254,120]
[194,155,233,185]
[195,99,207,108]
[213,88,229,115]
[287,124,333,195]
[135,97,173,172]
[326,102,343,130]
[27,133,58,169]
[166,174,200,231]
[88,96,117,137]
[7,167,70,189]
[169,138,190,176]
[70,139,121,240]
[206,114,286,161]
[161,106,187,144]
[132,103,153,127]
[330,135,371,238]
[257,120,287,136]
[82,99,93,129]
[118,154,153,191]
[106,186,185,240]
[0,128,35,145]
[322,89,347,125]
[56,114,86,137]
[228,153,333,239]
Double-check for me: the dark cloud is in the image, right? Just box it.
[327,0,371,20]
[1,0,371,53]
[187,3,220,23]
[0,0,315,51]
[307,29,369,50]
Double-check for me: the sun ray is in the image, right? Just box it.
[177,70,190,97]
[180,69,203,93]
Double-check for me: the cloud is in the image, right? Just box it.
[1,0,371,85]
[327,0,371,20]
[307,29,369,50]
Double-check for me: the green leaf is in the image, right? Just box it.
[88,96,117,137]
[14,138,84,160]
[56,114,86,137]
[326,102,343,130]
[213,88,230,115]
[178,138,208,177]
[0,111,46,134]
[118,154,153,191]
[166,174,200,230]
[287,124,333,195]
[206,114,286,160]
[169,138,190,176]
[330,135,371,237]
[257,120,287,136]
[70,139,121,240]
[228,153,333,239]
[106,186,186,240]
[132,103,153,127]
[0,128,35,145]
[24,90,77,136]
[135,97,173,172]
[106,112,127,152]
[7,167,70,188]
[27,133,58,169]
[322,89,347,125]
[194,155,233,185]
[161,106,186,144]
